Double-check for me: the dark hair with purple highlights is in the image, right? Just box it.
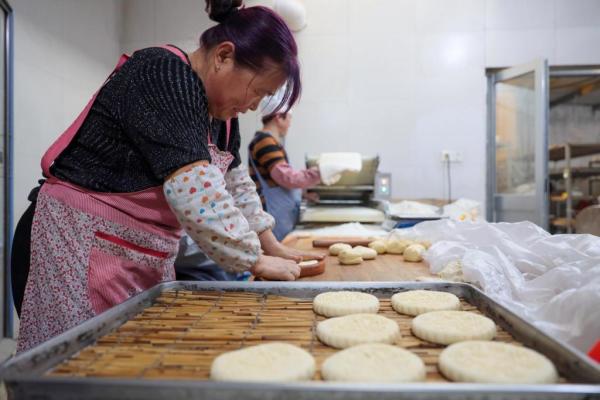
[202,0,301,115]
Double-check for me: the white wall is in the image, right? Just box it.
[119,0,600,208]
[13,0,123,224]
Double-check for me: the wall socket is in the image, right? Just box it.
[440,150,462,163]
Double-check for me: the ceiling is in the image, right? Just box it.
[550,76,600,110]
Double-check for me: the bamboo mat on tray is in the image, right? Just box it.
[48,290,566,383]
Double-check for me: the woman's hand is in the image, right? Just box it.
[250,255,300,281]
[259,229,325,262]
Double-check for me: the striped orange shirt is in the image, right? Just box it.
[248,131,288,206]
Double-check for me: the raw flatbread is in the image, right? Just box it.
[386,239,414,254]
[411,311,496,345]
[439,341,558,383]
[391,290,460,316]
[210,343,315,382]
[321,343,425,383]
[338,249,363,265]
[353,246,377,260]
[317,313,400,349]
[313,291,379,317]
[329,243,352,256]
[298,260,319,267]
[368,240,386,254]
[403,244,426,262]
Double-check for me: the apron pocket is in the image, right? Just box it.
[87,231,171,314]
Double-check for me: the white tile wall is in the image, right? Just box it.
[114,0,600,209]
[485,0,555,30]
[416,0,485,33]
[485,29,556,67]
[555,0,600,28]
[556,27,600,65]
[13,0,600,224]
[13,0,123,223]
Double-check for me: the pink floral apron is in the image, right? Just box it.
[17,45,233,352]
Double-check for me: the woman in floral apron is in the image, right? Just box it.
[11,0,320,353]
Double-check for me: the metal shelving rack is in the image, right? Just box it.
[549,143,600,233]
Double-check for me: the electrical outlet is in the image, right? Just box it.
[441,150,462,163]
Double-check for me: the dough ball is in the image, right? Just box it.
[338,249,363,265]
[416,239,432,249]
[438,260,466,282]
[210,343,316,382]
[321,343,425,383]
[317,313,400,349]
[329,243,352,256]
[353,246,377,260]
[368,240,387,254]
[411,311,496,345]
[439,341,558,384]
[403,244,426,262]
[385,239,414,254]
[313,291,379,317]
[391,290,461,316]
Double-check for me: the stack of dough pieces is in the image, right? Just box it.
[328,243,352,255]
[385,239,414,254]
[210,343,316,382]
[367,240,387,254]
[321,343,425,383]
[313,291,379,317]
[403,244,426,262]
[391,290,461,316]
[338,248,363,265]
[439,341,558,383]
[352,246,377,260]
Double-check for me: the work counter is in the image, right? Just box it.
[282,235,434,281]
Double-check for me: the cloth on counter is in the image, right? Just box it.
[164,162,261,273]
[301,206,385,223]
[388,201,441,218]
[392,219,600,354]
[297,222,388,237]
[442,198,482,221]
[271,163,320,189]
[317,152,362,186]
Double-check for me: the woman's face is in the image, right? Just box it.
[203,43,286,120]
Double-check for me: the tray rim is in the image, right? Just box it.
[1,281,599,398]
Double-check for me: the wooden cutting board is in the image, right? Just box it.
[283,235,435,282]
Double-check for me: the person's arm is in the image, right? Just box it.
[164,160,260,272]
[224,164,275,234]
[270,163,321,189]
[164,160,300,280]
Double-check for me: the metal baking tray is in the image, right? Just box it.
[1,281,599,400]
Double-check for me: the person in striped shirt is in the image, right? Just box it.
[248,89,321,240]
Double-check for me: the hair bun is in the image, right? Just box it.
[205,0,243,23]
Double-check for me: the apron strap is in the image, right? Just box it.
[41,45,191,177]
[41,54,129,177]
[248,143,270,189]
[207,119,232,149]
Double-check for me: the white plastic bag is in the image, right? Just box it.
[390,219,600,355]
